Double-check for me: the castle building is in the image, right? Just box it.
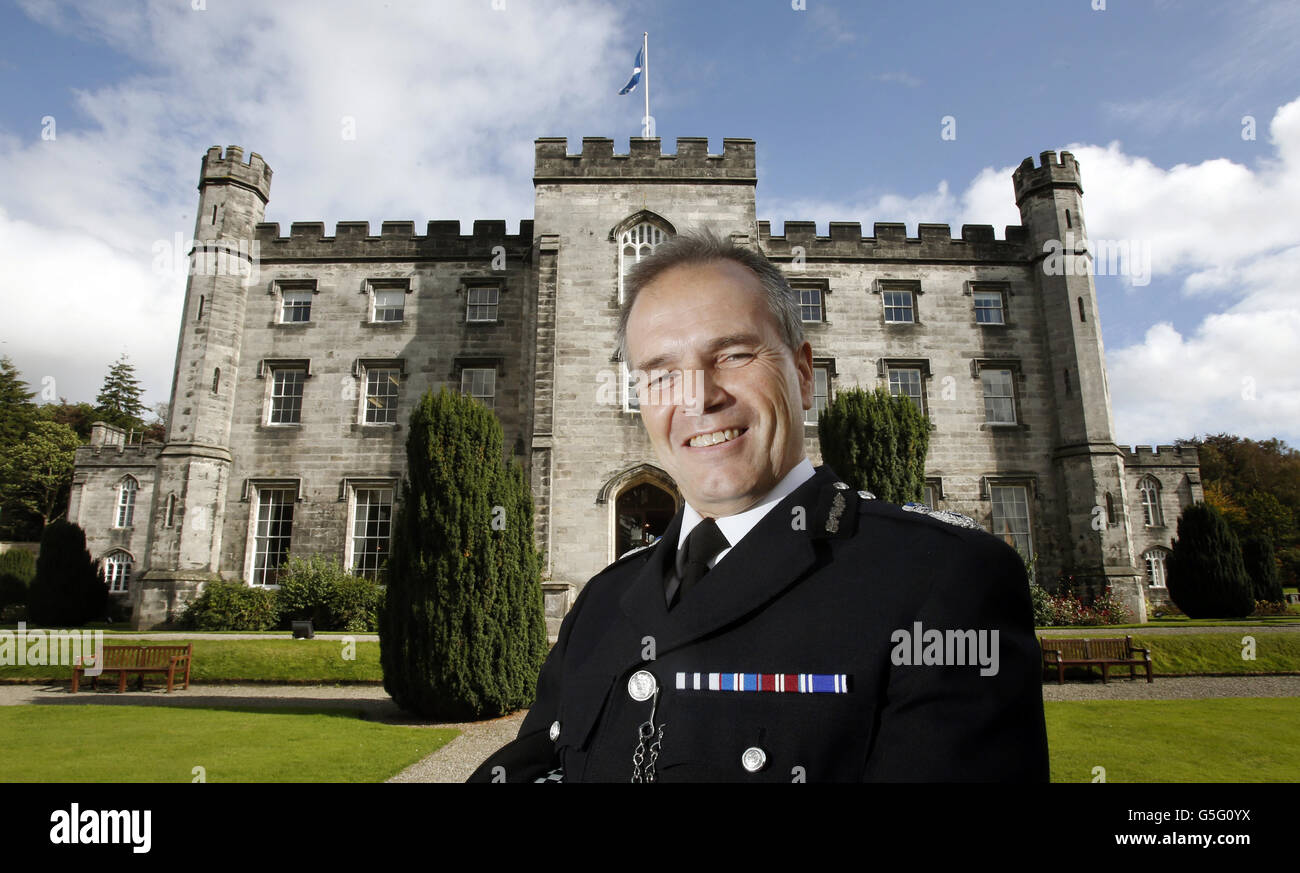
[68,138,1202,631]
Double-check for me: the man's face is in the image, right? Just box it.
[625,259,814,518]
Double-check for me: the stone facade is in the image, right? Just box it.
[69,138,1202,630]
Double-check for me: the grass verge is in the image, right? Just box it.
[0,705,455,782]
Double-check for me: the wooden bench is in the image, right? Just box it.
[71,644,193,693]
[1039,636,1153,685]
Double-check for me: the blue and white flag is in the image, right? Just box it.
[618,46,644,95]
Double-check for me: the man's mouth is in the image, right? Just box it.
[685,427,748,448]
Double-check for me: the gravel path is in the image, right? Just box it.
[1041,675,1300,700]
[89,633,380,641]
[1038,626,1299,635]
[387,711,527,783]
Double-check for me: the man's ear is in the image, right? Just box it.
[794,341,814,411]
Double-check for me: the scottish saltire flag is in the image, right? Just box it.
[618,46,644,95]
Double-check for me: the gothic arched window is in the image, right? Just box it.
[115,476,138,528]
[1142,548,1169,588]
[1139,477,1163,527]
[618,219,671,304]
[102,550,133,593]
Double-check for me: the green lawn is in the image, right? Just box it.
[1045,698,1300,782]
[0,705,456,782]
[1039,631,1300,676]
[0,638,383,682]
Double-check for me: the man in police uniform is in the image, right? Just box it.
[468,231,1049,782]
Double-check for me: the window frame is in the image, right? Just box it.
[1139,477,1164,526]
[366,279,412,324]
[346,484,395,583]
[621,359,641,414]
[353,359,404,426]
[970,285,1008,326]
[114,476,138,528]
[460,367,497,409]
[989,484,1033,557]
[1143,548,1169,588]
[617,220,670,304]
[877,280,922,326]
[265,364,308,425]
[804,361,833,425]
[887,367,925,415]
[789,278,830,324]
[102,550,133,594]
[465,282,501,323]
[275,279,318,324]
[980,367,1018,425]
[246,483,299,588]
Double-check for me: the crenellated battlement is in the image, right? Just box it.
[1012,149,1082,207]
[201,145,273,203]
[253,219,535,260]
[1120,444,1201,466]
[534,136,756,183]
[757,220,1028,261]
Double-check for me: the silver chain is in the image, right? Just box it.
[631,688,664,783]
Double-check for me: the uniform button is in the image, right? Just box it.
[741,746,768,773]
[627,669,657,702]
[833,481,849,490]
[858,490,876,500]
[548,720,561,741]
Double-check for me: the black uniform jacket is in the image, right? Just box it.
[468,464,1049,782]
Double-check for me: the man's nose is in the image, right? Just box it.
[680,366,726,416]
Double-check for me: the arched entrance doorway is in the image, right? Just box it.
[615,482,677,558]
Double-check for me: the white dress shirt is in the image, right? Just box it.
[674,457,817,569]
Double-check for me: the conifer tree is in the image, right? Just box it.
[28,520,107,626]
[0,356,37,449]
[1240,532,1283,603]
[379,387,547,719]
[1166,502,1255,618]
[95,354,147,433]
[817,385,930,503]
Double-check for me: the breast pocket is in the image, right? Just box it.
[554,672,617,782]
[654,691,876,783]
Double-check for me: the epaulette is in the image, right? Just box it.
[811,480,865,540]
[899,501,984,531]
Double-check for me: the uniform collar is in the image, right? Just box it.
[676,457,816,566]
[618,463,838,654]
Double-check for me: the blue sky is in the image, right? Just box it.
[1,0,1298,446]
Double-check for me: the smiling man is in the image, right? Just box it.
[468,230,1049,783]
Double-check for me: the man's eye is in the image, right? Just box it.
[721,353,753,364]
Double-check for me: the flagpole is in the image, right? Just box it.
[642,31,650,138]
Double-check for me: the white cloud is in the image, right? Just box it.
[760,98,1300,446]
[1,0,625,407]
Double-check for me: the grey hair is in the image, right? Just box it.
[614,228,805,366]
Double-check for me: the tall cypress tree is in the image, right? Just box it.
[1167,502,1255,618]
[817,385,930,503]
[1240,533,1283,603]
[0,356,37,449]
[95,354,146,433]
[379,387,547,720]
[28,520,106,626]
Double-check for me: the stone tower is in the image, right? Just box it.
[1013,150,1146,620]
[530,137,757,616]
[135,146,272,627]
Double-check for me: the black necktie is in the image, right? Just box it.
[665,518,730,609]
